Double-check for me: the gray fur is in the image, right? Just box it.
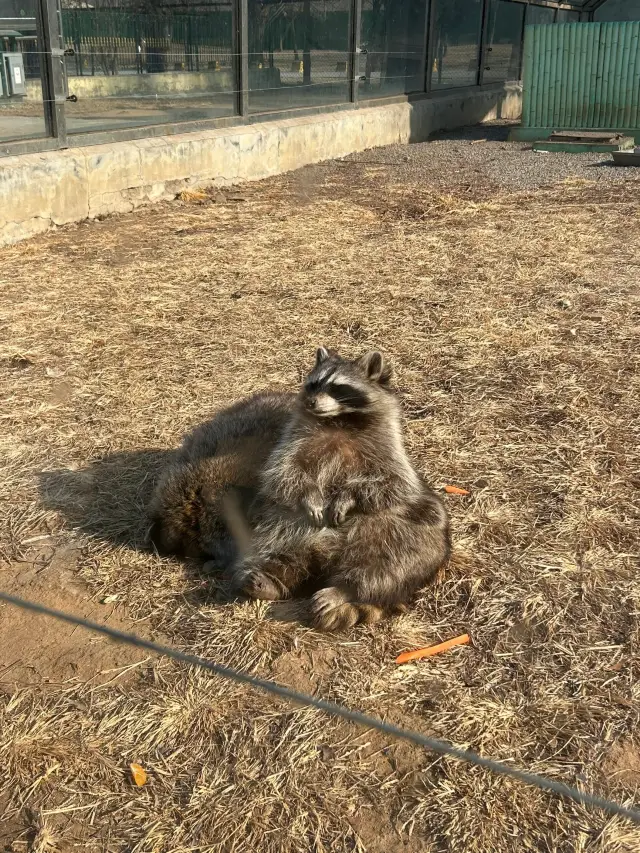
[230,350,451,630]
[147,392,295,560]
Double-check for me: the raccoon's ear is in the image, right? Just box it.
[357,351,392,384]
[315,346,330,366]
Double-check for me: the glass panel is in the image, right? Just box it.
[60,0,235,134]
[431,0,483,91]
[556,10,581,23]
[0,0,47,142]
[483,0,524,84]
[359,0,427,98]
[525,5,555,27]
[594,0,640,21]
[248,0,350,115]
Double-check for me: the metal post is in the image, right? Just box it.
[424,0,436,93]
[187,17,193,73]
[478,0,491,87]
[36,0,67,145]
[518,2,527,80]
[348,0,362,104]
[233,0,249,116]
[303,0,311,86]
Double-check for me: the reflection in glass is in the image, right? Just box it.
[431,0,483,90]
[359,0,427,98]
[248,0,350,114]
[60,0,235,134]
[594,0,640,21]
[0,0,47,142]
[525,5,555,27]
[483,0,524,84]
[555,10,581,23]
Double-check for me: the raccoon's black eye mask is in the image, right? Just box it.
[325,383,369,409]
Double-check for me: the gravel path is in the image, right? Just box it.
[339,120,640,195]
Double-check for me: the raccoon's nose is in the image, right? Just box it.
[307,397,317,410]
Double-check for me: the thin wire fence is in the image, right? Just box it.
[1,589,639,826]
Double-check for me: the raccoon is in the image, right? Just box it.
[148,392,295,561]
[229,348,450,630]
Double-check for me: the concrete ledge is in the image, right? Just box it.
[0,83,521,247]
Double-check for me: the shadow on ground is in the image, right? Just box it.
[38,450,169,552]
[36,451,253,609]
[427,122,515,143]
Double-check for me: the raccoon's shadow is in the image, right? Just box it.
[38,453,317,621]
[38,450,169,552]
[38,450,244,606]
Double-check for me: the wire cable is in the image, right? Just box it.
[1,590,638,825]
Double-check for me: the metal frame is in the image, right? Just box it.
[424,0,436,92]
[506,1,593,8]
[478,0,492,87]
[1,0,597,160]
[348,0,362,104]
[232,0,249,117]
[34,0,67,145]
[518,1,528,78]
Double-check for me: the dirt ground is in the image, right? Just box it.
[1,124,639,853]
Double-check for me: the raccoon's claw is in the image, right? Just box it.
[310,587,358,631]
[302,492,326,526]
[241,571,288,601]
[328,495,356,526]
[310,587,386,631]
[311,586,347,614]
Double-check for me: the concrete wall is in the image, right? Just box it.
[0,83,521,247]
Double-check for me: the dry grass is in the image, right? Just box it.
[0,150,639,852]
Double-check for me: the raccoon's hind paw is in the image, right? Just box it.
[310,587,358,631]
[241,570,289,602]
[310,587,386,631]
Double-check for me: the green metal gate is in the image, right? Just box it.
[514,21,640,141]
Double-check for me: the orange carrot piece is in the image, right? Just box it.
[444,485,470,496]
[395,633,470,665]
[130,763,148,786]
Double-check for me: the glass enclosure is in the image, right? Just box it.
[483,0,524,84]
[359,0,428,98]
[61,0,235,134]
[431,0,484,90]
[0,0,47,142]
[594,0,640,21]
[526,5,556,26]
[556,9,581,23]
[1,0,601,149]
[248,0,350,113]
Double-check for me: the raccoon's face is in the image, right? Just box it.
[299,347,392,418]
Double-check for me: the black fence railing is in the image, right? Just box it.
[0,0,586,155]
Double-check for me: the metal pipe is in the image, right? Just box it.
[233,0,249,116]
[35,0,67,145]
[348,0,362,104]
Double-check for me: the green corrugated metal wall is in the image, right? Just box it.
[521,21,640,131]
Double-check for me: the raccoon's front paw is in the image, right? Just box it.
[328,494,356,526]
[241,570,288,601]
[301,490,326,526]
